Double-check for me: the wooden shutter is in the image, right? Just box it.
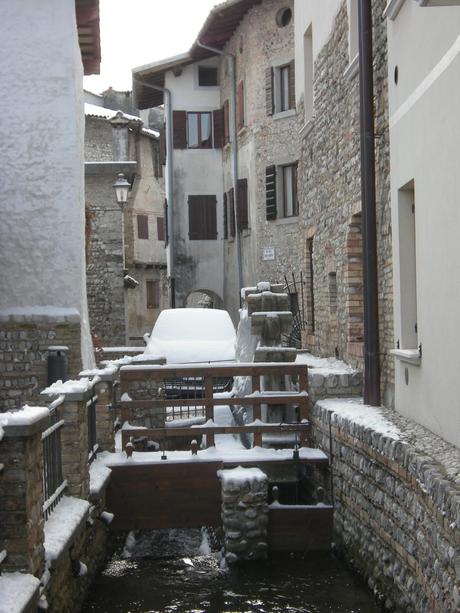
[146,280,159,309]
[164,199,168,245]
[158,125,166,176]
[188,195,217,240]
[237,178,248,231]
[157,217,165,241]
[228,188,235,238]
[137,214,149,239]
[223,100,230,144]
[288,59,296,111]
[293,162,298,215]
[213,108,224,148]
[265,67,274,116]
[265,165,277,220]
[223,192,228,239]
[173,110,187,149]
[237,81,244,130]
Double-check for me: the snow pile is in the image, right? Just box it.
[0,405,49,428]
[0,573,40,613]
[44,496,91,564]
[296,352,355,374]
[80,364,118,378]
[256,281,271,292]
[89,459,112,496]
[318,398,401,439]
[218,466,267,486]
[42,378,94,396]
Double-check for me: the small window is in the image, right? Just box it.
[188,195,217,240]
[187,112,212,149]
[157,217,165,241]
[272,61,295,114]
[276,7,292,27]
[198,66,218,86]
[137,214,149,239]
[281,164,297,217]
[146,280,159,309]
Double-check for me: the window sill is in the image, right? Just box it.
[241,228,251,238]
[390,348,421,366]
[344,54,359,82]
[273,109,296,121]
[299,118,314,139]
[271,216,299,226]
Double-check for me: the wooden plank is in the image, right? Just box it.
[120,393,309,410]
[268,506,333,552]
[121,423,310,439]
[204,376,214,447]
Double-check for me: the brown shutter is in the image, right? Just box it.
[293,162,298,215]
[223,192,228,239]
[237,178,248,231]
[159,125,166,177]
[146,280,159,309]
[237,81,244,130]
[223,100,230,144]
[213,108,224,148]
[229,188,235,238]
[289,59,296,111]
[188,195,217,240]
[265,165,277,220]
[137,214,149,239]
[157,217,165,241]
[266,67,274,116]
[164,199,169,245]
[173,110,187,148]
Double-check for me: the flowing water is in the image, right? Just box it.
[82,529,381,613]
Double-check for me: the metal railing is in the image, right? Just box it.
[87,391,99,464]
[42,395,66,519]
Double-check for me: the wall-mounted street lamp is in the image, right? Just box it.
[113,172,130,209]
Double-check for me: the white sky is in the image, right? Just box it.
[84,0,218,94]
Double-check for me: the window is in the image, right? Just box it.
[303,25,313,123]
[347,0,359,63]
[188,195,217,240]
[187,112,212,149]
[266,61,295,115]
[198,66,218,86]
[137,214,149,239]
[398,181,418,349]
[146,280,159,309]
[157,217,165,241]
[237,178,248,231]
[276,7,292,28]
[265,163,298,219]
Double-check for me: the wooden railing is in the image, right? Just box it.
[119,362,310,449]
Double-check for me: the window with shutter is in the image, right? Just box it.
[173,111,187,149]
[157,217,165,241]
[237,178,248,231]
[223,100,230,144]
[265,67,274,116]
[228,188,235,238]
[223,192,228,239]
[146,280,160,309]
[273,62,296,114]
[265,165,277,220]
[188,195,217,240]
[137,214,149,239]
[187,112,212,149]
[213,108,224,148]
[289,59,296,111]
[237,81,245,129]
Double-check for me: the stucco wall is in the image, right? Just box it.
[0,0,93,370]
[387,2,460,447]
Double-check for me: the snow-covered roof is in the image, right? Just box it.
[141,126,160,139]
[84,103,142,123]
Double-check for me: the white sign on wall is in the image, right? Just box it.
[262,247,275,261]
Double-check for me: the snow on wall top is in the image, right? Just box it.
[218,466,267,485]
[42,378,95,396]
[317,398,401,439]
[44,496,90,564]
[0,572,40,613]
[0,405,50,429]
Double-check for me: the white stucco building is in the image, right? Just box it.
[385,0,460,448]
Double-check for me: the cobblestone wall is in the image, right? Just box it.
[311,400,460,613]
[0,316,81,411]
[298,0,394,405]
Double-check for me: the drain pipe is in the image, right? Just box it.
[196,40,244,297]
[358,1,380,406]
[132,77,176,308]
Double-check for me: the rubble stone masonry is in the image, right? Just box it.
[298,0,393,405]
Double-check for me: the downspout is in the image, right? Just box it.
[358,1,380,405]
[132,77,176,308]
[196,40,244,297]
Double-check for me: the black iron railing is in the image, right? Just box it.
[87,391,98,463]
[42,396,66,519]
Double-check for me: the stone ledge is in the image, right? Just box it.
[44,496,90,569]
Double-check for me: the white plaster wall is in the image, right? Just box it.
[294,0,343,103]
[0,1,93,367]
[387,3,460,447]
[165,57,221,110]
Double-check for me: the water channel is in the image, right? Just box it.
[82,528,381,613]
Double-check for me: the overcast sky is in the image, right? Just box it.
[84,0,218,94]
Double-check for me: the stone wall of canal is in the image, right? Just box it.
[311,399,460,613]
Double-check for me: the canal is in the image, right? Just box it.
[82,528,381,613]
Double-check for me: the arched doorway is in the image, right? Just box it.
[184,289,224,310]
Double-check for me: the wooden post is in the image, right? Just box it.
[252,375,262,446]
[204,375,215,447]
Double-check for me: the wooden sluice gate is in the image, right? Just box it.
[105,362,333,552]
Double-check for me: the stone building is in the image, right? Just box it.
[84,103,167,347]
[294,0,393,405]
[0,0,101,410]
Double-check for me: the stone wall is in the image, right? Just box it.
[311,399,460,613]
[0,315,82,411]
[298,0,394,405]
